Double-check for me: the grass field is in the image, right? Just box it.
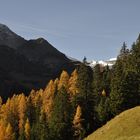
[85,106,140,140]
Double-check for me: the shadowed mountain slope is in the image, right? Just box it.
[0,24,79,100]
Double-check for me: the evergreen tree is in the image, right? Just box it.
[96,97,110,124]
[119,71,140,110]
[76,63,94,135]
[38,111,49,140]
[83,56,87,64]
[102,66,112,95]
[92,64,103,104]
[49,87,72,140]
[110,40,140,116]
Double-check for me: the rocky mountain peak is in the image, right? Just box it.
[0,23,26,49]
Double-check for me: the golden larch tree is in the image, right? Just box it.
[43,80,56,117]
[68,69,79,96]
[73,105,85,139]
[5,123,15,140]
[24,118,30,140]
[0,121,6,140]
[18,94,27,135]
[58,70,69,90]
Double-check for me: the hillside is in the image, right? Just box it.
[0,23,79,100]
[85,106,140,140]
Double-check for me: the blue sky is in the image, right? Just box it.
[0,0,140,61]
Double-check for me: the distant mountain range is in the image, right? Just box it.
[0,23,79,100]
[88,58,116,68]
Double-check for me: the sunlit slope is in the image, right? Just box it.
[85,106,140,140]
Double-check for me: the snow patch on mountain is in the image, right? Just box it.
[89,58,116,68]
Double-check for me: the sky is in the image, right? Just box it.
[0,0,140,61]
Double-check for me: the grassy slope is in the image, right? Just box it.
[85,106,140,140]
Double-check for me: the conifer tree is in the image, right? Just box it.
[49,87,72,140]
[76,63,94,135]
[92,64,103,104]
[0,121,6,140]
[18,94,27,138]
[58,70,69,90]
[24,119,30,140]
[43,80,56,117]
[38,111,49,140]
[68,69,79,97]
[96,97,110,124]
[5,123,15,140]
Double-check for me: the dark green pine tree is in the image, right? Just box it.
[129,35,140,74]
[26,96,36,126]
[119,71,140,110]
[38,112,49,140]
[92,64,103,104]
[109,50,126,116]
[109,41,140,116]
[30,112,49,140]
[49,87,72,140]
[96,97,110,124]
[118,42,129,59]
[95,66,112,127]
[102,65,112,95]
[76,63,94,135]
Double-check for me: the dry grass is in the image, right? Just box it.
[85,106,140,140]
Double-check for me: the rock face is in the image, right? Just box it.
[0,23,79,101]
[0,24,26,49]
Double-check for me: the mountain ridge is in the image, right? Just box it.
[0,23,79,100]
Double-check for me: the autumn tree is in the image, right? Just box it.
[43,80,56,117]
[58,70,69,90]
[68,69,79,97]
[73,105,85,140]
[24,119,30,140]
[6,123,15,140]
[0,121,6,140]
[18,94,27,139]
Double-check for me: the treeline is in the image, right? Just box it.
[0,36,139,140]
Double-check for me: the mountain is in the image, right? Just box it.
[0,23,26,49]
[89,58,116,68]
[85,106,140,140]
[0,23,79,100]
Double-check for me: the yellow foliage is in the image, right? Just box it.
[68,69,79,96]
[102,89,106,96]
[18,94,27,134]
[43,80,56,117]
[25,119,30,140]
[54,78,59,86]
[44,80,56,98]
[0,122,15,140]
[73,105,82,125]
[5,123,15,140]
[0,121,6,140]
[73,105,84,137]
[58,70,69,90]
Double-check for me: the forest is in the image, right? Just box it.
[0,35,139,140]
